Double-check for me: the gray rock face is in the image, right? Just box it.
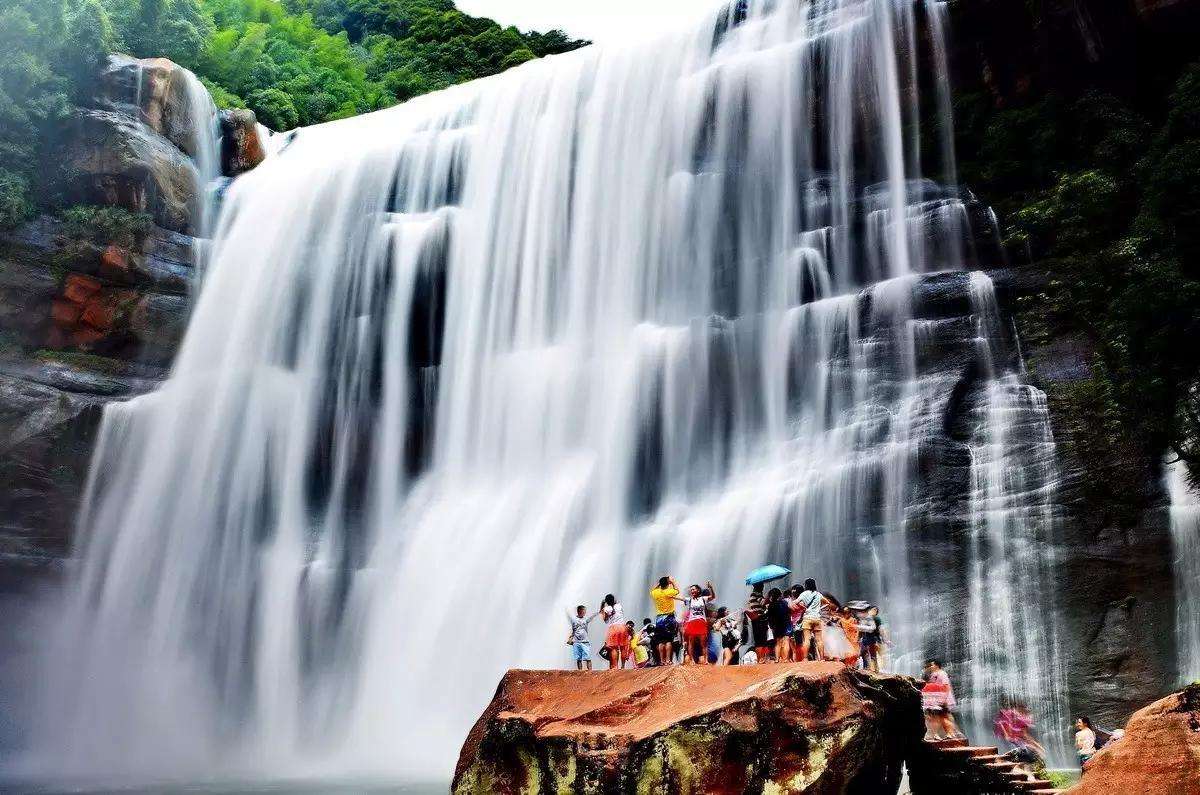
[96,54,218,163]
[0,212,183,578]
[57,110,199,234]
[0,215,195,357]
[0,363,141,574]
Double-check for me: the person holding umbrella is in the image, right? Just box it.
[745,565,790,662]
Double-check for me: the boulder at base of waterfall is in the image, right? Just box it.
[220,109,267,176]
[57,110,198,234]
[452,663,921,795]
[1067,683,1200,795]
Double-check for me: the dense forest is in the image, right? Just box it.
[0,0,586,228]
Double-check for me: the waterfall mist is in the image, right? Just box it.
[31,0,1069,782]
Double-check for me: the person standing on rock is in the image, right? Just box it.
[566,604,599,670]
[766,588,792,662]
[854,604,880,671]
[744,584,771,663]
[599,594,630,669]
[679,581,716,665]
[650,576,680,665]
[795,578,828,661]
[921,659,964,740]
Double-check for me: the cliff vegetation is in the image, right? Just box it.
[0,0,587,228]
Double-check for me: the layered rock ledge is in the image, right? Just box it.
[452,663,921,795]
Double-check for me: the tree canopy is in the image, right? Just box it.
[106,0,588,128]
[0,0,587,226]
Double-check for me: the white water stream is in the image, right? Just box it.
[34,0,1070,782]
[1167,459,1200,684]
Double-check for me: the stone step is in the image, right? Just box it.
[984,759,1018,769]
[1013,780,1056,792]
[927,737,968,749]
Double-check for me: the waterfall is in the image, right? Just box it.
[1167,459,1200,684]
[175,69,223,238]
[961,272,1065,748]
[35,0,1069,782]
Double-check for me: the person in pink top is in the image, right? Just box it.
[921,659,964,740]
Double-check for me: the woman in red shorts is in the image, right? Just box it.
[600,594,630,669]
[679,581,716,665]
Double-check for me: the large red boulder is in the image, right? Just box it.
[452,663,921,794]
[1068,684,1200,795]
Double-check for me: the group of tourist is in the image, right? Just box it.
[565,575,890,671]
[568,576,1121,777]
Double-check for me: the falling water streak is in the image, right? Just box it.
[175,70,223,297]
[962,272,1067,761]
[30,0,1071,783]
[1166,459,1200,683]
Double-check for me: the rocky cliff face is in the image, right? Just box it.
[452,664,922,795]
[0,55,266,586]
[946,0,1199,731]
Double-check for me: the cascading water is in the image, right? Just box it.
[175,69,223,286]
[35,0,1070,782]
[1167,459,1200,683]
[961,272,1065,743]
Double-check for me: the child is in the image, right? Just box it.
[630,621,650,668]
[566,604,598,670]
[715,607,741,665]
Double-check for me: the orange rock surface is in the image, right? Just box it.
[1069,684,1200,795]
[452,662,922,795]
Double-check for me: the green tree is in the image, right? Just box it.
[247,86,298,129]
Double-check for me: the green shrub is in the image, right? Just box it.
[1044,769,1081,789]
[0,170,34,229]
[60,204,153,247]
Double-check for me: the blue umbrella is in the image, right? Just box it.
[745,564,791,586]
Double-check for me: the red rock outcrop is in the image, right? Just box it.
[452,663,921,795]
[1068,684,1200,795]
[220,109,268,176]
